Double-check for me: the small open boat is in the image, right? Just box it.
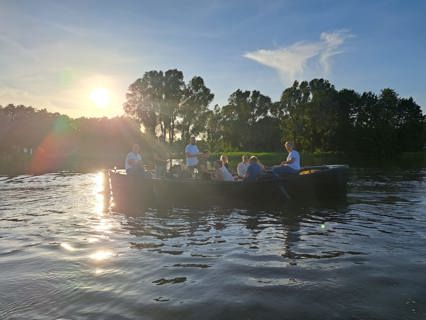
[106,165,349,211]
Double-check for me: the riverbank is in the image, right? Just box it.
[0,150,424,176]
[0,152,125,176]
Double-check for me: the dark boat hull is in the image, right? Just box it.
[107,165,349,211]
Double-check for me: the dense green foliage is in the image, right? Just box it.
[123,70,214,143]
[0,69,424,174]
[273,80,424,160]
[124,70,424,160]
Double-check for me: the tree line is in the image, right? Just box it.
[0,69,424,168]
[0,104,150,173]
[124,69,425,160]
[0,105,144,155]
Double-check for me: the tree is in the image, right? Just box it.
[161,69,185,143]
[395,97,424,151]
[123,70,214,144]
[123,69,184,142]
[276,79,339,152]
[220,89,272,150]
[333,89,360,154]
[205,105,224,151]
[178,76,214,143]
[123,71,161,136]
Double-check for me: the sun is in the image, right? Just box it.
[90,88,111,108]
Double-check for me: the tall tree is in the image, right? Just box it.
[273,80,310,149]
[123,69,185,142]
[162,69,185,143]
[395,97,424,151]
[178,76,214,143]
[220,89,272,150]
[334,89,360,154]
[123,71,162,136]
[276,79,339,152]
[205,105,224,151]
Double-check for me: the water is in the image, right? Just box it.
[0,169,425,320]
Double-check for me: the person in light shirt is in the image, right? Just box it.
[220,154,230,171]
[237,155,250,178]
[125,143,144,175]
[185,137,206,173]
[272,141,301,175]
[212,160,234,181]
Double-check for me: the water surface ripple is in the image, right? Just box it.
[0,170,425,320]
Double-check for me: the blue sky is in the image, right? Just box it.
[0,0,425,117]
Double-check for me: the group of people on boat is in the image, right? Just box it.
[125,136,301,181]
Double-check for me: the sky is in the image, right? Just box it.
[0,0,425,118]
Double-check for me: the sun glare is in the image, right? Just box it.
[90,88,111,108]
[90,250,113,261]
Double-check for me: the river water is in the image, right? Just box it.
[0,169,425,320]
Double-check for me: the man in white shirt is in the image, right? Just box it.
[185,137,204,171]
[272,141,301,175]
[125,143,144,175]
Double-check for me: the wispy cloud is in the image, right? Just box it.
[244,30,353,82]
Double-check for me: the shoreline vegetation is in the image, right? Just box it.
[1,70,424,175]
[1,150,424,176]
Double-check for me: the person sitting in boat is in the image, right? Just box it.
[244,156,264,181]
[125,143,145,175]
[220,154,230,171]
[185,137,206,173]
[271,141,301,175]
[237,155,250,178]
[212,160,234,181]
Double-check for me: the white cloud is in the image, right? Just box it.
[244,30,353,83]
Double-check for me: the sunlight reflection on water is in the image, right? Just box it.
[89,249,114,262]
[0,170,425,320]
[93,219,113,233]
[60,242,76,251]
[93,172,105,215]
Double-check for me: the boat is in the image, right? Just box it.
[106,165,349,211]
